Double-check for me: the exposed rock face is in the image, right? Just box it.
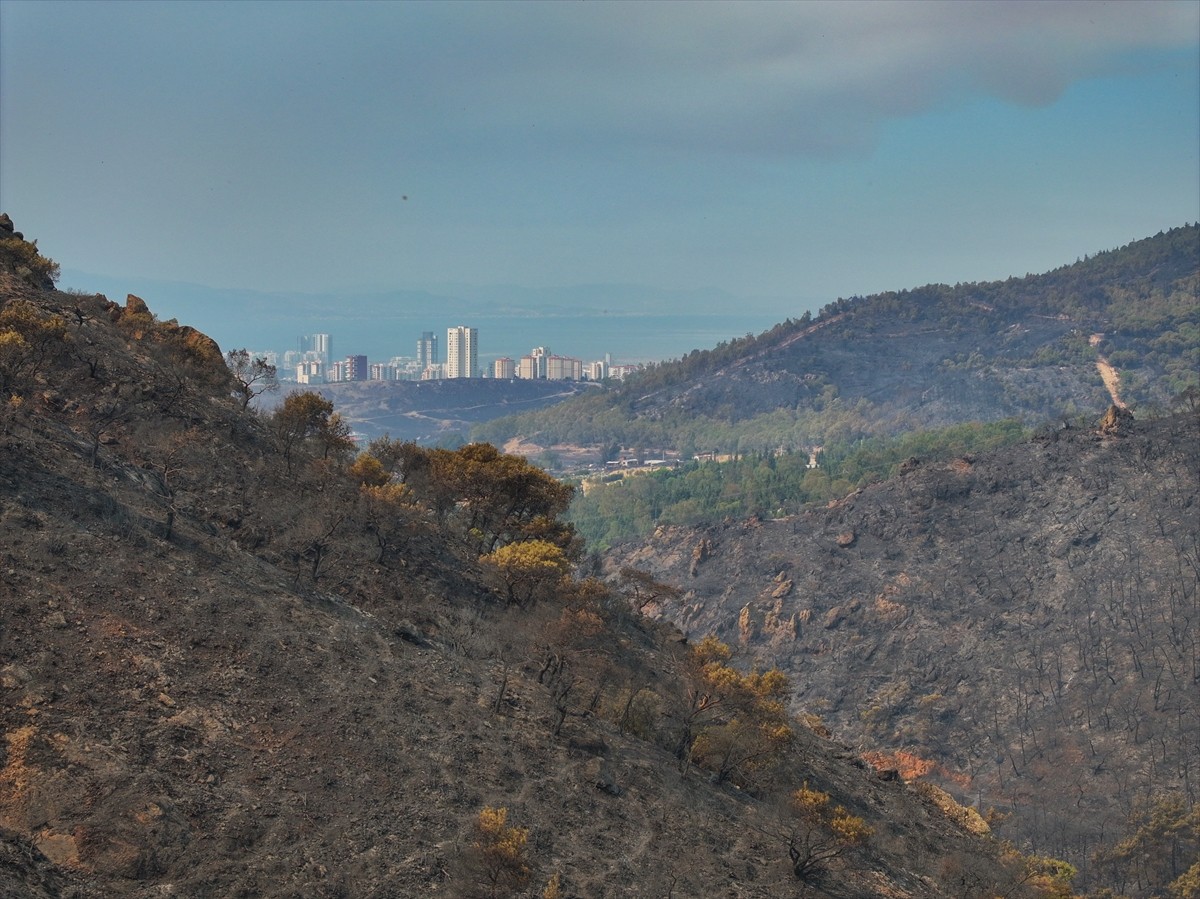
[1099,402,1134,433]
[738,596,800,647]
[124,293,151,317]
[174,324,224,369]
[0,216,54,289]
[99,292,228,384]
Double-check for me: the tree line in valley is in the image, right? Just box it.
[570,418,1030,548]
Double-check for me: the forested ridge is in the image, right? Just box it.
[474,224,1199,456]
[571,418,1030,549]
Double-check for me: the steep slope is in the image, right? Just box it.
[476,225,1199,454]
[0,220,1057,897]
[612,408,1200,893]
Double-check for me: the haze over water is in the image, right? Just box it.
[321,311,786,370]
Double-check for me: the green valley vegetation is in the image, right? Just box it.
[570,418,1029,548]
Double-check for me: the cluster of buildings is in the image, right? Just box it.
[490,346,636,382]
[251,328,642,385]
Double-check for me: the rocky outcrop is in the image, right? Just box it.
[109,292,227,383]
[1099,402,1134,433]
[0,215,57,290]
[738,596,801,646]
[0,213,23,240]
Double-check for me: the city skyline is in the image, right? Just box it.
[274,327,628,384]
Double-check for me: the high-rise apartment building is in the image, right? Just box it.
[493,357,515,379]
[546,355,582,381]
[345,355,368,382]
[517,346,551,380]
[298,333,332,368]
[369,363,397,381]
[296,360,324,384]
[416,331,438,369]
[446,326,477,378]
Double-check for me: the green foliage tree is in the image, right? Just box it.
[568,419,1029,548]
[428,442,575,552]
[476,225,1197,467]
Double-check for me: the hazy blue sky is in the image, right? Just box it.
[2,0,1197,313]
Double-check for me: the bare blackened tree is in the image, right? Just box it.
[226,348,278,410]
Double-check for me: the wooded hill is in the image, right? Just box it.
[474,225,1199,456]
[610,406,1200,896]
[1,221,1086,896]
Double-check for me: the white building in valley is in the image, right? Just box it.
[446,326,478,378]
